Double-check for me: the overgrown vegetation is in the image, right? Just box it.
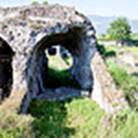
[0,98,105,138]
[106,61,138,110]
[1,98,138,138]
[0,45,138,138]
[96,42,138,137]
[101,109,138,138]
[96,43,117,58]
[97,42,138,110]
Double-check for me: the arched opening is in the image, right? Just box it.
[30,28,81,94]
[27,27,94,99]
[45,45,76,88]
[20,26,95,113]
[0,37,14,102]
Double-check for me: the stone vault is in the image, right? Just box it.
[0,4,96,113]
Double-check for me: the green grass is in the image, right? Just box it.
[0,112,33,138]
[101,109,138,138]
[0,98,105,138]
[113,109,138,138]
[29,98,105,138]
[106,60,138,110]
[101,43,138,110]
[1,98,138,138]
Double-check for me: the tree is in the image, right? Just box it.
[43,0,48,5]
[31,0,48,5]
[107,17,131,45]
[31,0,39,5]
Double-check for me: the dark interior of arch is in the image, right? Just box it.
[0,37,14,102]
[34,27,83,92]
[45,45,79,88]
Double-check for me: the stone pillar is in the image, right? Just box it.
[70,31,96,92]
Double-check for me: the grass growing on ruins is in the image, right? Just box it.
[29,98,104,138]
[0,46,138,138]
[106,60,138,110]
[97,42,138,110]
[101,109,138,138]
[0,98,105,138]
[1,97,138,138]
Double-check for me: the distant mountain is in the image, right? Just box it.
[88,15,138,35]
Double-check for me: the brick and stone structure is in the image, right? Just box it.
[0,4,96,113]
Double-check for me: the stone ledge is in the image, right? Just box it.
[36,87,90,101]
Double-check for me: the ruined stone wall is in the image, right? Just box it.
[0,4,96,113]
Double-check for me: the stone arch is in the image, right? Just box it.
[0,37,14,102]
[20,21,96,113]
[25,26,95,99]
[31,27,80,94]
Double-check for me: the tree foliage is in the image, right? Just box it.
[31,0,48,5]
[107,17,131,42]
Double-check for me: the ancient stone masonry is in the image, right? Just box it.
[0,4,96,113]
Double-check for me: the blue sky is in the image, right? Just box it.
[0,0,137,19]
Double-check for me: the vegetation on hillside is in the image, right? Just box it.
[96,31,138,137]
[106,60,138,110]
[97,42,138,110]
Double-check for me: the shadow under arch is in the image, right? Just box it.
[29,98,76,137]
[28,27,84,95]
[21,26,94,113]
[0,37,14,102]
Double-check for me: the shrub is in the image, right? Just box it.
[97,43,116,58]
[29,98,104,138]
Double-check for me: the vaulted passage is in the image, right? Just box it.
[30,28,81,95]
[0,4,96,113]
[0,37,14,102]
[28,27,94,99]
[45,45,77,88]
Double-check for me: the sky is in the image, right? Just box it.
[0,0,138,20]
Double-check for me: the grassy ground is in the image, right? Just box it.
[1,46,138,138]
[0,98,105,138]
[96,43,138,137]
[1,97,138,138]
